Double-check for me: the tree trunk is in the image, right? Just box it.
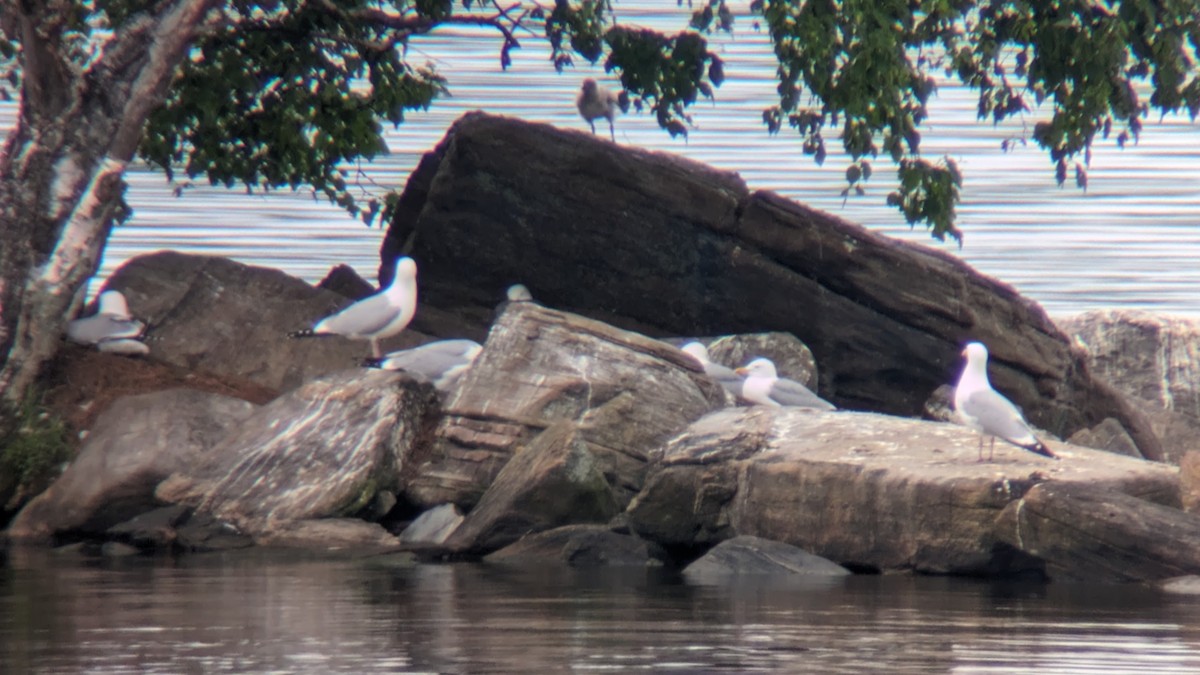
[0,0,220,411]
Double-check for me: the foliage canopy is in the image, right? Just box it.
[2,0,1197,242]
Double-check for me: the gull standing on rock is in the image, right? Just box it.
[290,256,418,358]
[953,341,1056,461]
[735,357,835,410]
[66,290,150,355]
[680,342,744,399]
[576,78,628,142]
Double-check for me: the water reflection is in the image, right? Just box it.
[4,549,1200,673]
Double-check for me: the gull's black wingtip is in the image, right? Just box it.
[1027,440,1058,460]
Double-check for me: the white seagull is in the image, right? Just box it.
[734,357,835,410]
[576,78,628,142]
[953,341,1056,461]
[291,256,418,358]
[66,290,150,355]
[361,339,483,391]
[680,342,744,399]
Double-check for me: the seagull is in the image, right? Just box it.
[953,341,1056,461]
[361,339,483,391]
[506,284,533,303]
[680,342,744,399]
[290,256,418,358]
[576,78,629,142]
[66,290,150,354]
[735,357,835,410]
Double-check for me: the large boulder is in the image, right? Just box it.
[381,112,1160,460]
[625,407,1179,576]
[7,388,257,542]
[442,422,620,554]
[157,369,437,539]
[994,482,1200,582]
[1059,310,1200,463]
[103,252,438,392]
[404,302,727,510]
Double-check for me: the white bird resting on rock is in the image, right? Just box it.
[506,284,533,303]
[290,256,418,358]
[680,342,744,399]
[361,339,483,392]
[735,357,835,410]
[66,290,150,355]
[576,78,629,142]
[953,341,1056,461]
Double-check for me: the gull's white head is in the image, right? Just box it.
[97,290,131,318]
[506,284,533,302]
[735,357,778,380]
[395,256,418,282]
[680,342,711,365]
[963,341,988,362]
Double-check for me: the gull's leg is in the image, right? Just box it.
[988,437,996,462]
[370,338,383,359]
[977,435,985,462]
[608,118,616,142]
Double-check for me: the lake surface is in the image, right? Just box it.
[4,548,1200,674]
[4,3,1200,316]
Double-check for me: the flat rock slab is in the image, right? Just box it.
[627,407,1179,575]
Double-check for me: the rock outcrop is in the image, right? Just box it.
[104,252,437,393]
[625,406,1180,578]
[157,369,437,542]
[994,482,1200,582]
[1059,310,1200,463]
[404,301,727,511]
[381,111,1160,460]
[7,388,257,542]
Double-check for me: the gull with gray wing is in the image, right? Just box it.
[953,341,1056,461]
[735,357,835,410]
[361,339,483,392]
[291,256,418,358]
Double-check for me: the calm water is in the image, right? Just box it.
[4,4,1200,315]
[3,549,1200,673]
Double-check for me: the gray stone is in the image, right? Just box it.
[399,504,464,545]
[7,388,257,542]
[156,369,436,539]
[683,535,850,578]
[485,524,664,567]
[626,407,1179,576]
[705,332,820,391]
[443,422,621,554]
[1067,417,1140,457]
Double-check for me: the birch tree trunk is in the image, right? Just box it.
[0,0,219,410]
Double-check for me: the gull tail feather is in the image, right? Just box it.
[288,328,325,339]
[1023,439,1058,459]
